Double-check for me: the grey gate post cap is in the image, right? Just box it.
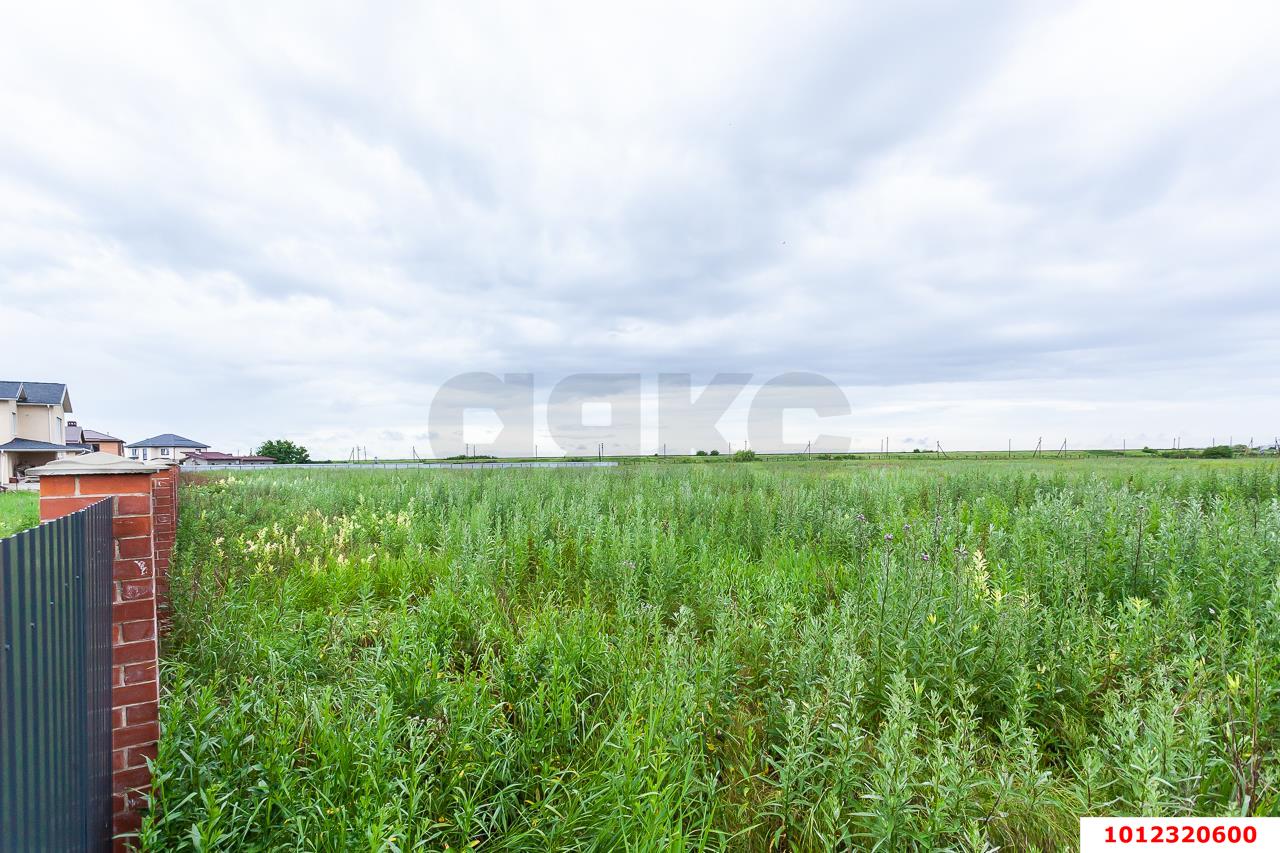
[26,451,171,476]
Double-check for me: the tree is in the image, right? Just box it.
[256,439,311,464]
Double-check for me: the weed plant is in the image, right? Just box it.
[142,460,1280,850]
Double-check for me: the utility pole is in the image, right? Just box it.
[936,441,948,459]
[1008,438,1012,459]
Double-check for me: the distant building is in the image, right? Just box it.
[127,433,210,462]
[0,380,81,483]
[66,421,125,455]
[237,455,276,465]
[184,451,275,467]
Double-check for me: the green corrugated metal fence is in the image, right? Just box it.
[1,498,113,851]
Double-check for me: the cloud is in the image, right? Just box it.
[1,1,1277,457]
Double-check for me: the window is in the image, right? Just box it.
[161,448,170,457]
[9,411,14,436]
[56,416,63,442]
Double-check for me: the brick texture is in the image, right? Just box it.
[39,462,182,850]
[151,466,180,628]
[39,495,104,521]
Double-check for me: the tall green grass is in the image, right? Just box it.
[0,491,38,538]
[142,460,1280,850]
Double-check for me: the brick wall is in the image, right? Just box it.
[39,461,180,850]
[150,465,179,629]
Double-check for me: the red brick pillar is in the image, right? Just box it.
[150,463,180,630]
[39,467,164,849]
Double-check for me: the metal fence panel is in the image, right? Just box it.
[1,498,113,852]
[186,459,621,471]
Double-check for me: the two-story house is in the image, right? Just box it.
[126,433,209,462]
[0,380,79,483]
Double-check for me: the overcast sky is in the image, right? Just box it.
[2,1,1278,458]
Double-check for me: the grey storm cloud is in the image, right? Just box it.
[1,1,1278,458]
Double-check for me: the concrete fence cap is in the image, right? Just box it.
[27,451,172,476]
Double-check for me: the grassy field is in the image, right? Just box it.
[0,491,38,538]
[143,459,1280,850]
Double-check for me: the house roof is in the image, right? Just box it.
[127,433,209,449]
[184,451,276,463]
[0,381,73,410]
[0,438,83,453]
[66,424,122,444]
